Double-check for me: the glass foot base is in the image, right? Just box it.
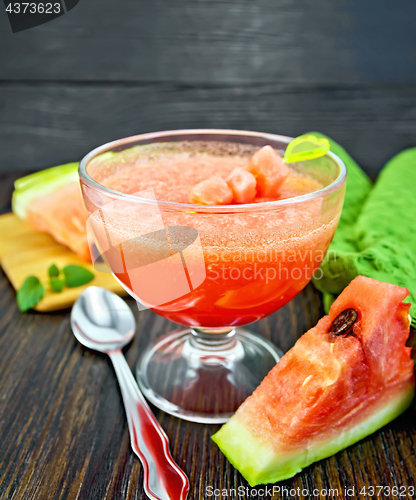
[136,328,283,423]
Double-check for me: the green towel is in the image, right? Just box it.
[310,133,416,328]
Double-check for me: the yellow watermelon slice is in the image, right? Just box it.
[212,276,414,485]
[12,163,91,262]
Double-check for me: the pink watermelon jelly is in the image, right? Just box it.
[85,141,342,328]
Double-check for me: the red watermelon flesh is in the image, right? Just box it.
[226,167,257,204]
[212,276,414,485]
[246,145,290,197]
[188,175,234,205]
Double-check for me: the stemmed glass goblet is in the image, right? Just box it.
[79,129,346,423]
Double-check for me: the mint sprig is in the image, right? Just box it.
[50,278,65,293]
[17,263,95,312]
[48,264,60,278]
[17,276,45,312]
[48,263,64,291]
[62,265,94,288]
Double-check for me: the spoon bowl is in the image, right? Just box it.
[71,286,135,352]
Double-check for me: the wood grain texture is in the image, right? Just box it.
[1,83,416,176]
[0,173,21,213]
[1,0,416,85]
[0,175,415,500]
[1,0,416,177]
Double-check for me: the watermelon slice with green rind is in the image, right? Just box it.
[12,163,79,219]
[212,276,415,485]
[12,163,91,261]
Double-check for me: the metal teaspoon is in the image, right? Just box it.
[70,286,189,500]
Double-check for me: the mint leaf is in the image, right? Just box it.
[17,276,45,312]
[50,278,65,293]
[63,265,94,288]
[48,264,60,278]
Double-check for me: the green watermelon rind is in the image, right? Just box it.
[212,383,414,486]
[12,163,79,220]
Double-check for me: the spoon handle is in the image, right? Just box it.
[108,349,189,500]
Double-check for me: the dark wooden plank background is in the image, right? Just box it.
[1,0,416,176]
[0,174,415,500]
[1,1,416,499]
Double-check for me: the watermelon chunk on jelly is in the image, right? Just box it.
[212,276,415,485]
[189,176,234,205]
[226,167,256,204]
[246,145,290,197]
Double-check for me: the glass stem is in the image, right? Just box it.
[190,327,236,351]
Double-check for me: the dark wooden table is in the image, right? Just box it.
[0,174,415,500]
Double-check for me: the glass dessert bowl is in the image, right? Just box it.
[79,129,346,423]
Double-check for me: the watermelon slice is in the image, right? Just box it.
[246,145,290,197]
[226,167,256,204]
[12,163,91,262]
[189,176,234,205]
[212,276,414,485]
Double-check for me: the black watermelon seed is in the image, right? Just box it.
[329,308,358,337]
